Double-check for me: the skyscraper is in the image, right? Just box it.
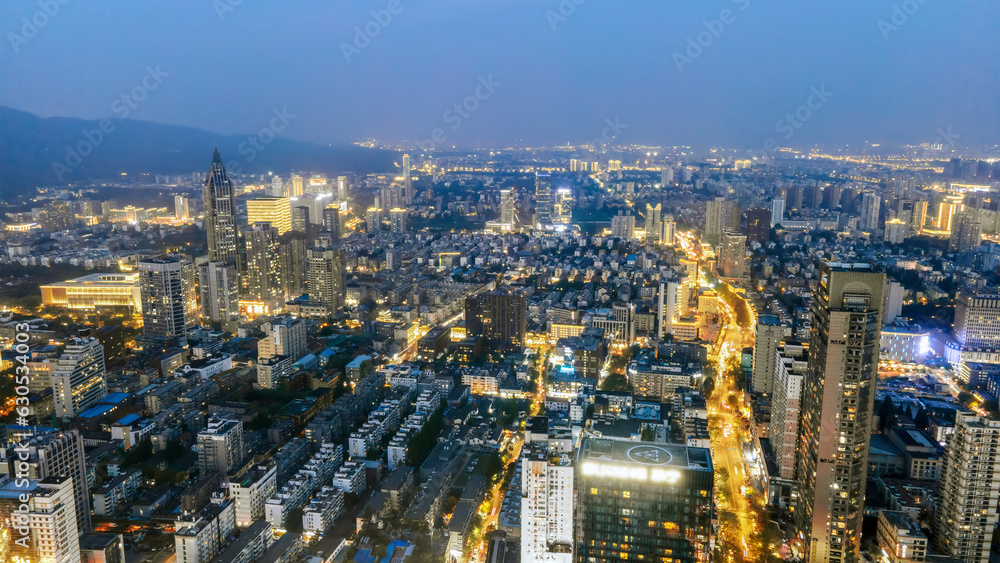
[661,214,676,246]
[553,188,573,225]
[290,174,304,197]
[306,246,345,311]
[242,223,285,302]
[1,429,91,532]
[770,198,785,228]
[246,197,292,235]
[935,412,1000,563]
[270,175,284,197]
[745,207,771,244]
[795,263,886,563]
[322,206,342,241]
[953,290,1000,356]
[336,175,348,201]
[858,191,880,232]
[535,172,552,226]
[771,341,808,480]
[197,418,245,475]
[500,188,516,226]
[718,230,747,278]
[52,336,107,419]
[389,208,408,234]
[291,206,311,235]
[910,200,928,234]
[645,203,662,244]
[521,440,573,563]
[280,231,309,298]
[751,315,791,395]
[610,211,635,239]
[139,255,198,341]
[258,314,308,363]
[28,476,81,562]
[464,286,527,353]
[402,153,414,204]
[577,439,714,563]
[705,197,740,245]
[174,195,189,220]
[202,149,240,268]
[197,260,240,331]
[949,212,982,253]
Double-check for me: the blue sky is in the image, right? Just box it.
[2,0,997,149]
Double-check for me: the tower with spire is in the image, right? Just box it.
[202,149,240,270]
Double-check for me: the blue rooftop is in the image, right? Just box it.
[100,392,131,404]
[115,413,141,426]
[77,404,116,419]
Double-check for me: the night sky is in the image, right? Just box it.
[2,0,997,149]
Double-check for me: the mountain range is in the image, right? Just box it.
[0,106,397,198]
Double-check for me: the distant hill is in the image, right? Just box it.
[0,106,397,197]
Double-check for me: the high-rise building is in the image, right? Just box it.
[197,418,244,475]
[823,184,842,209]
[258,314,307,363]
[645,203,662,244]
[37,200,76,232]
[521,442,573,563]
[202,150,240,268]
[883,219,907,244]
[270,175,284,197]
[336,175,348,201]
[718,230,747,278]
[242,223,285,302]
[553,188,573,225]
[366,207,382,233]
[610,211,635,239]
[706,197,740,244]
[883,280,904,324]
[535,172,552,226]
[910,200,928,234]
[661,214,676,246]
[1,429,91,532]
[229,464,277,528]
[858,191,881,232]
[795,263,886,563]
[174,499,236,563]
[784,185,804,210]
[949,213,982,253]
[28,476,81,563]
[577,438,714,563]
[290,175,304,198]
[52,336,107,419]
[139,255,198,341]
[936,194,965,231]
[500,188,516,226]
[661,167,674,186]
[306,246,345,311]
[174,195,190,220]
[745,207,772,244]
[322,206,341,240]
[389,208,408,234]
[197,260,240,331]
[291,205,311,235]
[402,153,414,204]
[280,231,309,298]
[751,315,791,395]
[954,290,1000,352]
[935,412,1000,563]
[465,286,527,353]
[770,198,785,228]
[771,341,808,480]
[246,197,291,235]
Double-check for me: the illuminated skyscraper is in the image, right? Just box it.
[242,223,285,302]
[949,213,982,253]
[307,246,345,310]
[705,197,740,244]
[270,175,284,197]
[139,254,198,341]
[174,195,189,220]
[661,214,676,246]
[390,208,409,234]
[751,315,791,395]
[535,172,552,226]
[202,149,240,268]
[521,440,573,563]
[280,231,309,297]
[770,198,785,228]
[553,188,573,225]
[500,188,516,226]
[197,260,240,331]
[323,206,342,241]
[291,206,311,235]
[337,175,348,201]
[795,263,885,563]
[402,153,414,204]
[290,175,304,197]
[577,439,714,563]
[910,200,928,234]
[246,197,291,235]
[52,336,107,419]
[28,476,81,562]
[610,212,635,239]
[718,230,747,278]
[935,412,1000,563]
